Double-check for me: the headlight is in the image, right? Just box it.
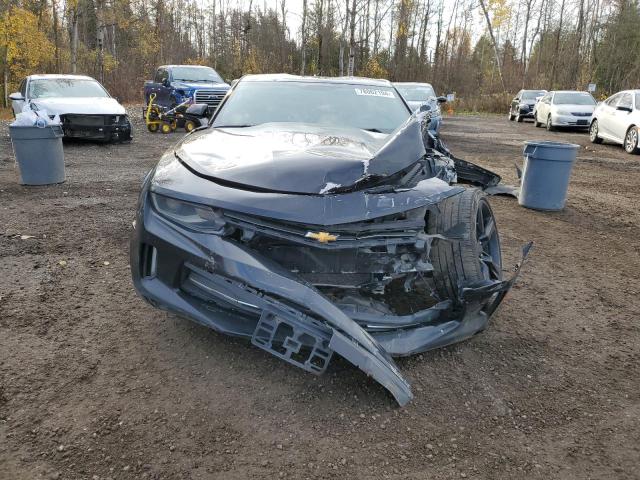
[150,192,226,232]
[556,110,572,116]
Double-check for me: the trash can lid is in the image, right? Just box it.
[524,140,579,150]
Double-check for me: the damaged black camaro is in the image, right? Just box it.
[130,74,530,406]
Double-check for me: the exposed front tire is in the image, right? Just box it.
[624,126,639,154]
[516,113,523,123]
[534,112,542,128]
[427,188,502,301]
[589,120,603,144]
[508,112,515,121]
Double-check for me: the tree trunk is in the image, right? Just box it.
[521,0,534,87]
[550,0,565,88]
[71,6,79,74]
[52,0,60,72]
[478,0,506,93]
[347,0,356,76]
[300,0,307,75]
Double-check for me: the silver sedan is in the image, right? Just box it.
[590,90,640,154]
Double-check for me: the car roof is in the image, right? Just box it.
[160,65,215,69]
[550,90,592,94]
[28,74,96,81]
[393,82,434,87]
[239,74,393,87]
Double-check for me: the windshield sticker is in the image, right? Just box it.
[355,88,395,98]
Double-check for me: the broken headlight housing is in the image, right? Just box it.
[150,192,226,233]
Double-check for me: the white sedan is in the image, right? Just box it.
[533,91,596,131]
[9,74,132,142]
[589,90,640,154]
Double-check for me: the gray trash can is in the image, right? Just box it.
[519,141,579,211]
[9,124,65,185]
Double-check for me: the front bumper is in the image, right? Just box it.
[518,105,535,118]
[131,175,530,405]
[552,114,591,128]
[61,114,132,141]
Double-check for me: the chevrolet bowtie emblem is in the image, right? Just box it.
[305,231,338,243]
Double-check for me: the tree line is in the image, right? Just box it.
[1,0,639,107]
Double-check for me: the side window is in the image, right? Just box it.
[154,69,164,83]
[605,93,620,106]
[160,69,169,83]
[544,94,551,104]
[19,79,27,97]
[618,93,632,109]
[635,93,640,111]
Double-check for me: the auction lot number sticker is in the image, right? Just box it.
[355,88,395,98]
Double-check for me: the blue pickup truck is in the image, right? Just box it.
[143,65,230,111]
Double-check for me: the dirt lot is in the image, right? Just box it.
[1,113,639,480]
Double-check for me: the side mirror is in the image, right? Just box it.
[437,96,447,104]
[419,103,432,112]
[9,92,24,101]
[162,78,171,87]
[616,105,632,113]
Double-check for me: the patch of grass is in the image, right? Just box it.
[444,110,504,118]
[0,107,13,120]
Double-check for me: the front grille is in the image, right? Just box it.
[571,112,592,117]
[223,210,426,250]
[194,89,227,108]
[63,114,106,126]
[221,209,429,289]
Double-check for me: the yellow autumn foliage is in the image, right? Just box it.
[0,7,54,82]
[487,0,512,29]
[361,56,388,79]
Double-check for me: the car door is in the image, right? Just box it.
[155,68,170,105]
[610,92,634,142]
[597,93,621,140]
[511,91,522,116]
[537,93,550,121]
[10,79,27,115]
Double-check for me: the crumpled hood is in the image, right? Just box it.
[171,81,229,90]
[175,115,427,195]
[31,97,126,116]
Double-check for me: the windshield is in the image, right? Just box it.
[395,84,436,102]
[171,67,223,83]
[553,92,596,105]
[29,79,109,99]
[522,91,545,100]
[213,81,411,134]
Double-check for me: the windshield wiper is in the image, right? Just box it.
[214,124,256,128]
[363,128,384,133]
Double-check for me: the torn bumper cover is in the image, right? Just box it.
[61,114,132,141]
[131,160,531,406]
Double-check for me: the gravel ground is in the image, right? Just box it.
[1,113,639,479]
